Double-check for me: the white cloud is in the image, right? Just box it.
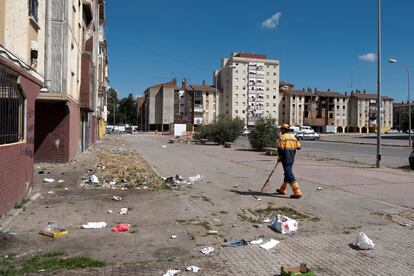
[358,53,376,62]
[261,12,282,29]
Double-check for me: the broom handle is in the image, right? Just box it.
[266,161,280,181]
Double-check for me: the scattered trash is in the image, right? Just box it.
[171,235,177,239]
[207,230,218,235]
[58,179,65,183]
[317,186,323,191]
[90,175,99,183]
[256,197,262,201]
[112,224,130,232]
[250,238,263,245]
[64,187,69,191]
[109,180,116,185]
[163,269,180,276]
[354,232,374,250]
[260,239,280,250]
[271,214,298,235]
[38,171,45,174]
[47,191,55,194]
[262,218,271,223]
[162,145,167,148]
[43,178,55,183]
[82,222,107,229]
[399,222,410,227]
[119,208,128,215]
[281,263,315,276]
[39,223,68,238]
[223,239,248,247]
[253,224,261,228]
[112,196,122,201]
[107,210,113,214]
[186,266,201,272]
[200,246,214,255]
[188,174,203,185]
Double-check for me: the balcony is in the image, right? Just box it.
[80,51,94,112]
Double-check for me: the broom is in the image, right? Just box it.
[260,161,280,192]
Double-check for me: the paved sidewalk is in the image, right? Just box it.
[320,134,413,147]
[1,134,413,275]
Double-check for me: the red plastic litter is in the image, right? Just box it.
[111,224,129,232]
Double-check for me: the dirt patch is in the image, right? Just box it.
[238,205,318,224]
[371,209,414,226]
[81,149,167,191]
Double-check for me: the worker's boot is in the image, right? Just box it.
[276,181,288,195]
[289,182,302,199]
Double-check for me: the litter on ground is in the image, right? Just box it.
[171,235,177,239]
[112,196,122,201]
[47,191,55,194]
[163,269,180,276]
[90,175,99,183]
[112,224,130,232]
[43,178,55,183]
[186,266,201,272]
[107,210,113,214]
[200,246,214,255]
[262,218,271,223]
[223,239,248,247]
[354,232,374,250]
[58,179,65,183]
[118,208,128,215]
[162,145,167,148]
[82,222,107,229]
[260,239,280,250]
[317,186,323,191]
[271,214,298,235]
[250,238,263,245]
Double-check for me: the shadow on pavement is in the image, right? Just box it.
[228,189,290,199]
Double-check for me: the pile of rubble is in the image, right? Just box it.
[80,149,165,190]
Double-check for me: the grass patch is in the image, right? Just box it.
[14,198,30,209]
[194,221,211,231]
[0,251,105,275]
[176,219,212,230]
[253,206,310,220]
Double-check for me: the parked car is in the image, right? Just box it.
[385,129,400,134]
[295,131,320,141]
[242,129,251,136]
[405,129,414,134]
[125,126,133,134]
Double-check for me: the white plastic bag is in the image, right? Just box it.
[271,214,298,234]
[355,232,374,250]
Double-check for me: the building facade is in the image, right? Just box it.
[347,91,393,133]
[215,52,280,127]
[35,0,106,162]
[393,101,414,131]
[143,79,177,131]
[0,0,46,214]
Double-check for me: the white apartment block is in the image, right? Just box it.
[215,52,280,126]
[348,92,393,133]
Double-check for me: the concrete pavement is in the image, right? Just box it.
[1,134,413,275]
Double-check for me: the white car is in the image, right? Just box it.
[385,129,400,134]
[295,131,320,141]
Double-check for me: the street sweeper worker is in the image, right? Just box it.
[275,123,302,199]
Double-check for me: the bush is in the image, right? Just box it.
[193,116,244,145]
[249,117,279,151]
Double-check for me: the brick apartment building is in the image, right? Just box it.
[0,0,46,214]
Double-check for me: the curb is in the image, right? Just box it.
[318,139,411,148]
[0,192,41,233]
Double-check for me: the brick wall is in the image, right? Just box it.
[0,73,40,215]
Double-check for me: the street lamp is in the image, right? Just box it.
[388,58,412,147]
[376,0,382,168]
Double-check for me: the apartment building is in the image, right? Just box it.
[136,96,145,131]
[393,101,414,131]
[35,0,106,162]
[143,79,177,131]
[0,0,46,214]
[348,91,393,133]
[215,52,280,127]
[279,90,312,127]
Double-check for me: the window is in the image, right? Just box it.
[0,66,26,145]
[273,95,276,99]
[29,0,39,22]
[273,72,277,76]
[195,100,202,105]
[235,78,239,82]
[195,91,202,97]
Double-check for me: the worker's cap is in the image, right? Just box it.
[280,123,290,130]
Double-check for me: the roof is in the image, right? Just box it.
[188,84,220,93]
[148,79,178,90]
[279,81,294,87]
[351,92,393,100]
[234,53,267,59]
[316,91,347,98]
[283,90,315,97]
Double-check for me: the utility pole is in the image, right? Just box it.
[376,0,382,168]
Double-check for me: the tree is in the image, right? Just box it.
[118,93,137,125]
[107,88,118,126]
[249,117,278,151]
[193,116,244,144]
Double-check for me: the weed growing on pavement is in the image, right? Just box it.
[0,251,105,275]
[14,198,30,209]
[176,219,212,230]
[194,221,212,231]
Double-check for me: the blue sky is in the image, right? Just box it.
[106,0,414,102]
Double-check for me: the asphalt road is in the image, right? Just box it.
[235,136,411,168]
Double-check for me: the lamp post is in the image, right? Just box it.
[376,0,382,168]
[388,58,412,147]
